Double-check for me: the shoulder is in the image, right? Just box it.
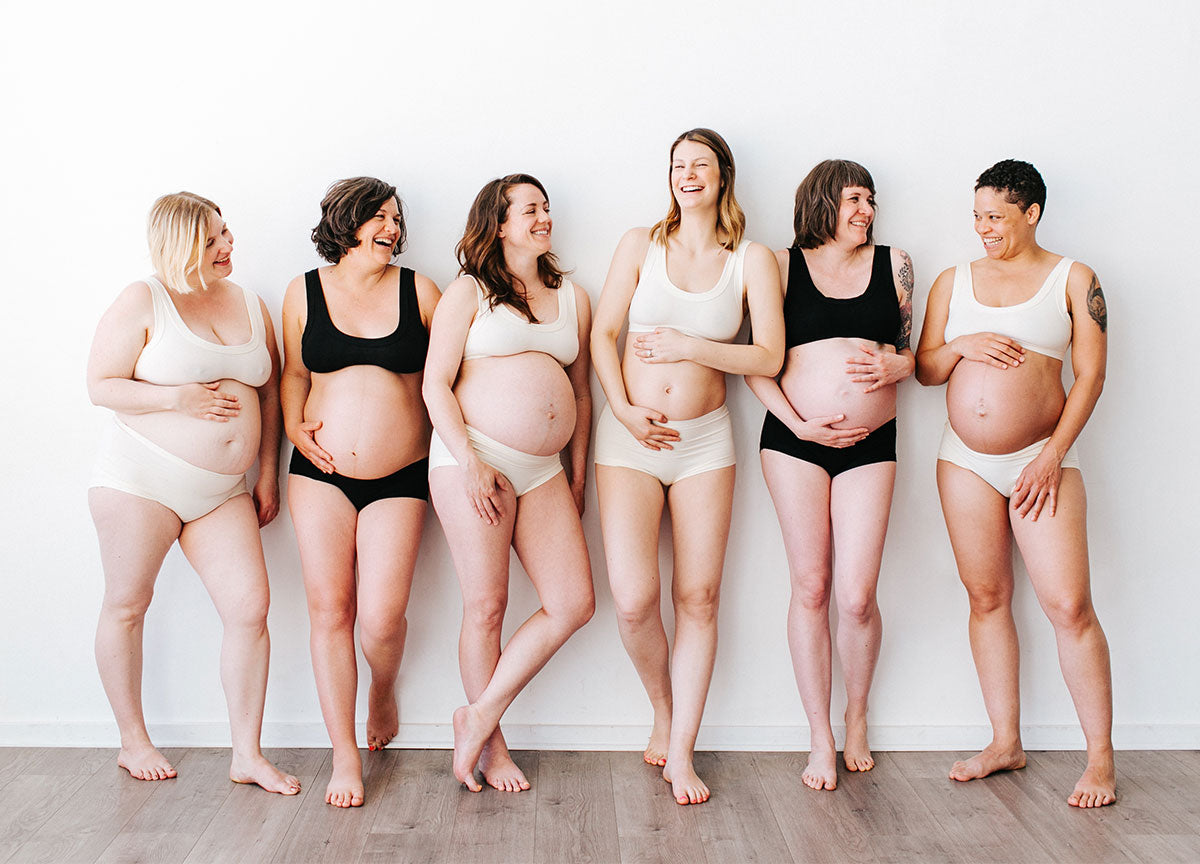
[889,247,912,269]
[282,273,310,311]
[1065,259,1097,290]
[774,247,790,271]
[106,279,156,323]
[617,226,653,257]
[927,266,957,301]
[569,280,592,315]
[411,270,442,319]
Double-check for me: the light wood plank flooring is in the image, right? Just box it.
[1,748,1196,863]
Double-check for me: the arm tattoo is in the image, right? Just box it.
[1087,275,1107,333]
[896,250,914,350]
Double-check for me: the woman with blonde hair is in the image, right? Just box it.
[424,173,594,793]
[282,176,440,808]
[747,159,915,791]
[591,129,784,805]
[87,192,298,794]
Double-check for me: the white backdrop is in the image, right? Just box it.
[2,0,1197,750]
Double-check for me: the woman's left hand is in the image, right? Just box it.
[846,346,912,392]
[1010,447,1063,520]
[634,328,693,364]
[253,474,280,527]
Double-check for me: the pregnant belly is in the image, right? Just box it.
[946,355,1066,453]
[780,339,897,432]
[455,354,577,456]
[306,368,429,479]
[121,380,261,475]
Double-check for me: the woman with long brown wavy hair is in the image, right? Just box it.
[591,129,784,805]
[423,173,594,793]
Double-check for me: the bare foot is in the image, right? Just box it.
[843,715,874,773]
[451,705,489,793]
[949,744,1026,781]
[1068,760,1117,808]
[117,745,177,781]
[479,731,530,792]
[643,710,670,767]
[662,758,710,805]
[325,752,364,808]
[366,682,399,752]
[802,749,838,791]
[230,753,301,796]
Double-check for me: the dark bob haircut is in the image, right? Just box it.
[792,159,875,249]
[975,159,1046,223]
[311,176,406,263]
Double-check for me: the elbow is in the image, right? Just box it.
[759,345,785,378]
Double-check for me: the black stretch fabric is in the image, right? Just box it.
[301,267,428,374]
[784,245,901,349]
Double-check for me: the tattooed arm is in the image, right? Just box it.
[1008,261,1108,518]
[895,247,915,350]
[845,247,917,392]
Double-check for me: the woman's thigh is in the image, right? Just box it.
[596,465,667,610]
[89,487,181,608]
[512,473,593,616]
[287,475,359,611]
[356,497,427,619]
[761,451,833,580]
[666,466,735,600]
[179,493,270,624]
[1009,468,1093,613]
[429,466,517,609]
[829,460,896,590]
[936,460,1015,594]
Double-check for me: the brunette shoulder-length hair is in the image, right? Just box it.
[311,176,406,264]
[792,159,876,249]
[649,128,745,251]
[455,173,565,323]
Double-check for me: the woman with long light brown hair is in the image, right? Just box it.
[424,173,594,793]
[591,129,784,805]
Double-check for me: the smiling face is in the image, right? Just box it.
[670,139,721,211]
[974,186,1039,259]
[834,185,875,246]
[350,197,403,263]
[498,183,552,257]
[197,210,234,284]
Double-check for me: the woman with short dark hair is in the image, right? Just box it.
[747,159,915,792]
[423,174,594,793]
[916,159,1115,808]
[281,176,440,807]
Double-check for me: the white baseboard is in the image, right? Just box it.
[1,722,1196,750]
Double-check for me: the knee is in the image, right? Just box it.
[308,596,356,635]
[837,592,879,627]
[359,608,407,648]
[1043,594,1096,635]
[612,592,659,630]
[555,590,595,633]
[791,572,832,612]
[964,583,1012,616]
[224,591,270,635]
[463,595,508,635]
[674,584,720,624]
[101,589,154,629]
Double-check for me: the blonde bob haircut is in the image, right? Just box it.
[147,192,222,295]
[650,128,745,251]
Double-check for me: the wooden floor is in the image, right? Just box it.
[1,748,1197,863]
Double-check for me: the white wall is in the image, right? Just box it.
[2,0,1197,750]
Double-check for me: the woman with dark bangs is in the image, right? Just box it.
[423,174,594,793]
[591,129,784,805]
[746,160,915,792]
[281,177,440,808]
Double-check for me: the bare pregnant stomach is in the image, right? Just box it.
[780,338,897,432]
[455,353,576,456]
[947,352,1066,453]
[122,380,261,475]
[306,367,429,479]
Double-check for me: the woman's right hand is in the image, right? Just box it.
[465,456,509,525]
[617,404,681,451]
[952,333,1025,369]
[792,414,870,448]
[291,419,335,474]
[176,381,241,421]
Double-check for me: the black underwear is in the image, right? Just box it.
[759,412,897,478]
[288,448,429,509]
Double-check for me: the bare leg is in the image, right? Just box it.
[355,497,425,752]
[1011,469,1115,807]
[179,494,300,796]
[289,476,363,807]
[430,465,518,792]
[760,452,837,791]
[89,488,180,781]
[596,465,671,767]
[660,466,735,805]
[436,471,593,791]
[830,461,896,773]
[937,461,1027,782]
